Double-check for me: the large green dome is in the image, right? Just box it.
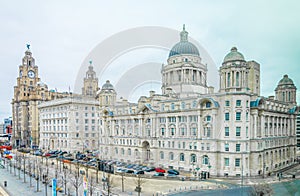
[102,80,114,90]
[278,74,294,85]
[169,25,200,58]
[223,47,245,63]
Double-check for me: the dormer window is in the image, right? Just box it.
[206,102,211,108]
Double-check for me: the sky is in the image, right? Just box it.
[0,0,300,121]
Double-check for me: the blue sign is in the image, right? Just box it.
[3,151,10,155]
[52,178,57,196]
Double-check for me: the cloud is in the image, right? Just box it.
[1,0,300,120]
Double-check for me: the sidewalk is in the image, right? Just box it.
[0,165,59,196]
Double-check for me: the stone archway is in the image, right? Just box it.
[142,141,150,163]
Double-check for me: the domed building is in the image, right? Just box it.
[97,26,298,178]
[16,26,297,178]
[275,74,297,105]
[162,25,207,97]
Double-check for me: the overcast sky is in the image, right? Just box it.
[1,0,300,121]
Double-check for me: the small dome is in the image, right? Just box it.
[223,47,245,63]
[168,25,200,58]
[278,75,295,86]
[102,80,114,90]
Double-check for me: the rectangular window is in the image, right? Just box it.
[236,127,241,136]
[206,102,211,108]
[206,143,210,150]
[225,143,229,151]
[206,116,211,121]
[236,112,241,121]
[236,100,241,107]
[246,127,248,138]
[236,144,241,152]
[161,128,165,136]
[225,158,229,166]
[225,127,229,136]
[225,100,230,107]
[201,143,204,150]
[181,128,185,136]
[171,128,175,136]
[235,158,240,167]
[192,128,197,136]
[206,127,211,137]
[85,119,88,124]
[182,142,185,149]
[225,113,230,121]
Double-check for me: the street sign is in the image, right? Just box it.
[52,178,57,196]
[208,165,212,168]
[195,167,200,171]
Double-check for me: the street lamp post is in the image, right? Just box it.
[43,174,48,196]
[23,154,26,183]
[62,163,68,195]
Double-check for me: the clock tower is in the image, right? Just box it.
[12,45,67,147]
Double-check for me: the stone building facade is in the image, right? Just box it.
[11,46,67,147]
[98,26,298,177]
[38,63,100,153]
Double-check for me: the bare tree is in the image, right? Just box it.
[61,163,70,195]
[88,175,97,196]
[103,173,114,196]
[134,175,147,196]
[69,163,83,196]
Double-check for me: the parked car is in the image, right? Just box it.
[33,150,43,156]
[153,172,164,177]
[146,167,155,172]
[125,169,134,174]
[155,167,166,173]
[167,169,179,175]
[167,173,178,177]
[134,170,145,175]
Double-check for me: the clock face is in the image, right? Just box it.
[28,70,35,78]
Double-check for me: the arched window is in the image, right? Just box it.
[171,103,175,110]
[181,102,186,109]
[169,152,174,161]
[180,153,185,161]
[115,147,118,154]
[236,72,239,86]
[161,104,165,111]
[160,151,164,160]
[128,148,131,156]
[202,155,209,165]
[227,73,231,87]
[191,154,197,163]
[192,100,197,108]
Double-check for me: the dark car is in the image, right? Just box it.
[167,169,179,175]
[134,170,145,175]
[125,169,134,174]
[153,172,164,177]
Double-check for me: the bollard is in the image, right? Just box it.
[4,181,7,187]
